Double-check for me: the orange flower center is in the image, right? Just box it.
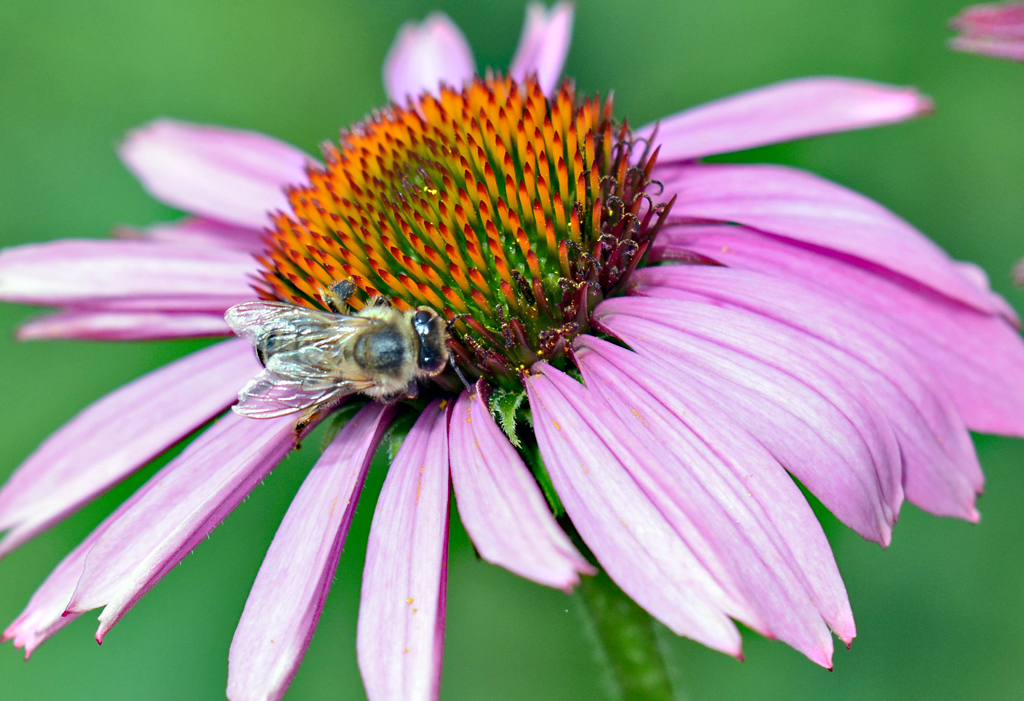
[255,75,673,389]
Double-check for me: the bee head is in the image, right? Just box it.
[411,308,448,376]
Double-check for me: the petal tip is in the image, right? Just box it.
[13,324,40,342]
[383,11,475,103]
[914,91,936,117]
[117,118,176,168]
[808,643,835,670]
[835,622,857,647]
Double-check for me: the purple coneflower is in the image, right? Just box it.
[3,3,1024,700]
[951,2,1024,60]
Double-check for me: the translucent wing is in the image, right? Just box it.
[233,369,373,419]
[226,300,372,356]
[225,301,377,418]
[264,343,361,385]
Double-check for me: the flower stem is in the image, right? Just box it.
[577,569,675,701]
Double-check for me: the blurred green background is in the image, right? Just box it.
[2,0,1024,699]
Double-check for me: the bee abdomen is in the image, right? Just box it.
[255,331,287,367]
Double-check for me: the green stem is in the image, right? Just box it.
[577,569,675,701]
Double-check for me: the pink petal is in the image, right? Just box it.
[0,239,256,310]
[448,384,592,591]
[954,1,1024,36]
[660,225,1024,437]
[508,2,574,95]
[524,364,747,656]
[17,309,231,340]
[115,217,266,254]
[659,163,1010,317]
[637,77,931,162]
[383,13,476,104]
[594,297,902,545]
[357,400,450,701]
[952,34,1024,60]
[575,336,853,662]
[120,119,315,230]
[1015,257,1024,286]
[65,412,297,641]
[632,265,983,521]
[4,412,291,658]
[0,339,260,557]
[227,403,394,701]
[955,260,994,292]
[2,415,208,657]
[3,534,92,657]
[951,3,1024,61]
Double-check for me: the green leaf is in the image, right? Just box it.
[489,387,527,448]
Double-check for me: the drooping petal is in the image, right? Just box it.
[3,534,92,657]
[659,164,1009,317]
[594,297,902,544]
[575,336,853,663]
[357,400,450,701]
[120,119,315,230]
[17,309,231,340]
[508,2,574,95]
[0,239,256,311]
[449,384,591,591]
[227,403,394,701]
[65,412,297,641]
[658,225,1024,436]
[951,2,1024,61]
[2,421,200,657]
[0,339,260,557]
[636,77,932,162]
[524,364,747,656]
[383,13,476,104]
[115,217,266,254]
[632,264,983,520]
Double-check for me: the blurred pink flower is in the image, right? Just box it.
[2,3,1024,701]
[951,2,1024,60]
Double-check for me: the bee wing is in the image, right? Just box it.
[226,301,380,419]
[263,343,360,385]
[225,301,373,355]
[233,369,373,419]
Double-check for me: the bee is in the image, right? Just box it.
[225,280,450,426]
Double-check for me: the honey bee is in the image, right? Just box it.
[225,281,450,424]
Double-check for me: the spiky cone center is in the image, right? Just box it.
[256,75,674,391]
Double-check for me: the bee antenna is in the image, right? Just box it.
[449,353,472,392]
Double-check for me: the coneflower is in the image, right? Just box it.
[3,4,1024,701]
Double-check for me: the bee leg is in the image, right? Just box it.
[403,380,420,400]
[292,410,314,447]
[292,403,330,446]
[445,313,468,335]
[368,294,392,309]
[322,279,356,313]
[449,353,472,391]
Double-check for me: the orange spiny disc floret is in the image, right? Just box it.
[255,75,674,388]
